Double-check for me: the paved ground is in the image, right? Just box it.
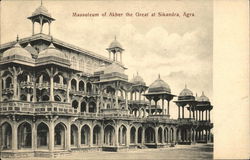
[5,143,213,160]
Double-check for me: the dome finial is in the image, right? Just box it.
[137,71,139,76]
[158,74,161,79]
[185,84,187,89]
[202,91,204,95]
[41,0,43,6]
[114,35,116,40]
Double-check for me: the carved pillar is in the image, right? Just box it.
[115,89,118,109]
[48,22,51,35]
[167,100,170,115]
[89,127,93,147]
[126,126,130,147]
[155,127,158,144]
[32,122,37,150]
[125,91,128,110]
[32,21,35,35]
[66,122,71,150]
[50,76,54,101]
[12,121,18,150]
[149,99,152,115]
[177,106,180,118]
[49,121,55,151]
[161,98,164,115]
[66,78,70,103]
[182,106,184,118]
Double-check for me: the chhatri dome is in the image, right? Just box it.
[31,1,52,18]
[179,84,193,96]
[130,72,146,86]
[38,43,65,59]
[109,36,123,49]
[2,36,32,59]
[25,43,38,58]
[197,91,210,102]
[148,74,171,93]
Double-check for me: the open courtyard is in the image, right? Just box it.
[5,143,213,160]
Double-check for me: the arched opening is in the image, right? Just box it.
[137,127,142,144]
[72,100,78,109]
[54,123,66,149]
[20,94,27,101]
[107,104,111,109]
[18,122,32,149]
[81,125,90,145]
[118,125,127,146]
[104,125,115,146]
[71,124,78,147]
[86,82,92,94]
[71,79,77,91]
[1,122,12,149]
[79,81,85,92]
[89,102,96,113]
[37,122,49,149]
[93,125,101,146]
[5,77,12,88]
[170,128,174,143]
[54,95,61,102]
[158,127,163,143]
[37,73,50,83]
[130,126,136,144]
[164,128,169,143]
[145,127,155,143]
[41,95,49,101]
[54,75,60,84]
[81,101,86,112]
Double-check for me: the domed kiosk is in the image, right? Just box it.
[144,74,175,117]
[174,85,197,120]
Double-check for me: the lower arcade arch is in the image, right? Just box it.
[71,124,78,146]
[1,122,12,149]
[18,122,32,149]
[158,127,163,143]
[145,127,155,143]
[93,125,102,146]
[118,125,127,146]
[104,125,115,146]
[130,126,136,144]
[81,125,90,145]
[54,123,66,149]
[37,122,49,149]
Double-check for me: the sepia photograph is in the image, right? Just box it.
[0,0,249,159]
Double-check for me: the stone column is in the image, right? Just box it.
[50,76,54,101]
[126,126,130,147]
[142,127,145,145]
[32,21,35,35]
[161,99,164,115]
[66,79,70,103]
[201,111,203,121]
[78,128,81,148]
[13,74,18,100]
[135,128,138,145]
[48,22,51,35]
[189,107,191,118]
[115,125,119,146]
[66,122,71,150]
[12,121,18,150]
[86,103,89,113]
[49,121,55,151]
[89,127,93,147]
[208,110,211,121]
[120,52,122,63]
[32,123,37,150]
[167,100,170,115]
[182,106,184,118]
[125,91,128,110]
[178,106,180,119]
[155,127,158,144]
[149,99,152,115]
[115,90,118,109]
[39,16,43,33]
[96,99,99,114]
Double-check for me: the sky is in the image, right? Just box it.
[0,0,213,119]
